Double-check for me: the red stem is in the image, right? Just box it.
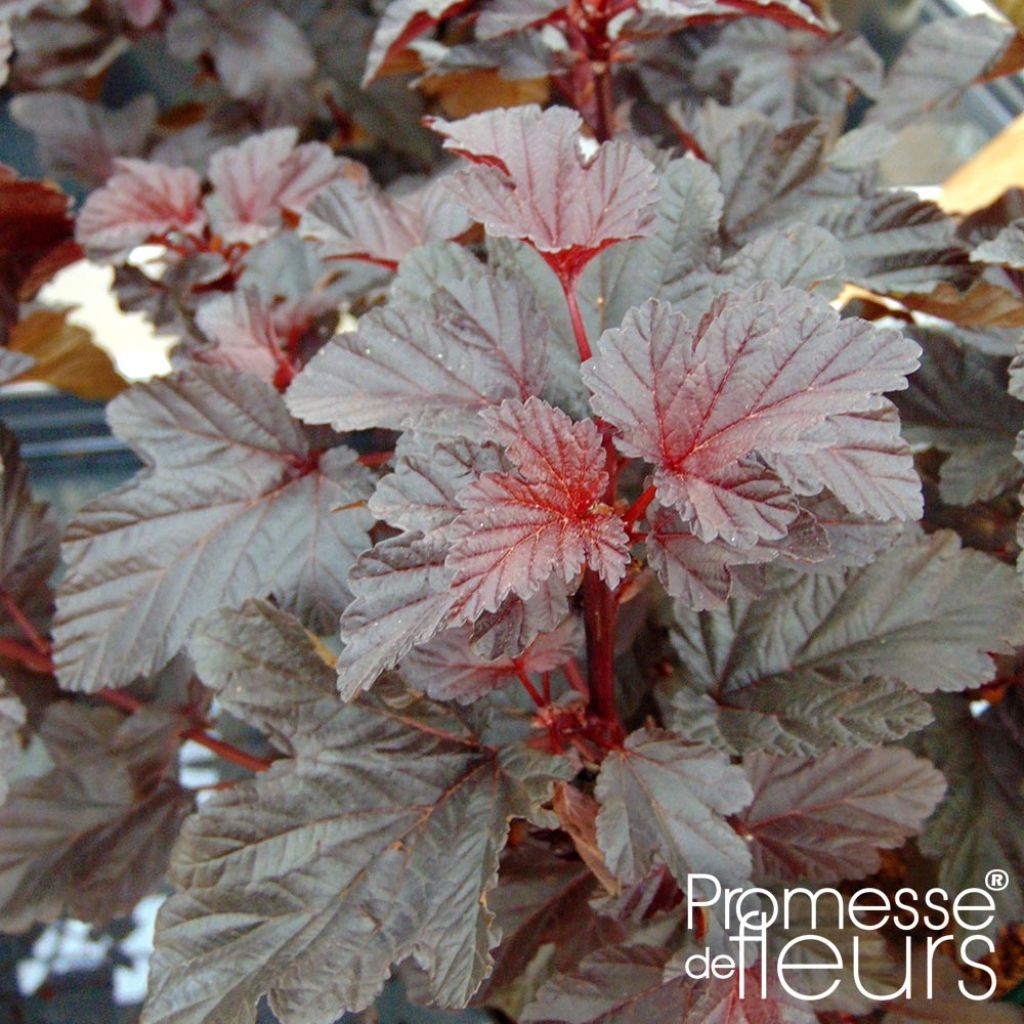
[564,657,590,697]
[0,625,272,775]
[560,274,593,362]
[0,592,50,654]
[180,728,272,773]
[582,569,619,724]
[516,668,546,709]
[0,637,52,674]
[593,62,615,143]
[623,484,657,532]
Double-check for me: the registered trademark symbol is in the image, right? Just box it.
[986,869,1010,891]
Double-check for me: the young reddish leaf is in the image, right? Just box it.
[583,285,920,545]
[447,398,629,622]
[469,574,573,660]
[301,175,472,269]
[287,259,549,437]
[401,615,582,703]
[75,158,206,251]
[595,728,753,887]
[205,128,365,246]
[193,288,339,385]
[428,105,658,281]
[739,748,947,883]
[336,533,456,700]
[363,0,474,84]
[52,366,374,691]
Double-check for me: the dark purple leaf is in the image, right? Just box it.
[402,615,582,703]
[52,366,374,691]
[739,747,946,882]
[595,728,753,887]
[287,255,550,437]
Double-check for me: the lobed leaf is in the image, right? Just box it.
[867,15,1022,130]
[401,615,582,703]
[894,328,1024,505]
[429,105,658,280]
[739,748,946,883]
[301,174,472,268]
[75,158,206,251]
[595,728,753,887]
[287,255,549,437]
[52,366,374,690]
[205,128,364,246]
[336,532,456,700]
[446,397,629,621]
[143,683,568,1021]
[583,284,920,546]
[0,703,192,932]
[663,530,1023,754]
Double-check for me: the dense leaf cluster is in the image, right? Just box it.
[2,2,1024,1022]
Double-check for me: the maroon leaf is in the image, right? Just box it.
[766,405,922,521]
[368,436,502,537]
[739,748,947,882]
[166,0,316,101]
[645,505,774,610]
[595,728,753,887]
[401,615,582,703]
[52,366,374,691]
[695,22,881,128]
[429,105,658,281]
[336,533,456,700]
[522,944,815,1024]
[0,703,192,931]
[8,93,155,188]
[301,175,472,269]
[477,837,623,1002]
[447,398,629,622]
[363,0,475,83]
[76,158,206,251]
[205,128,365,246]
[287,256,549,437]
[583,285,920,546]
[867,15,1021,130]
